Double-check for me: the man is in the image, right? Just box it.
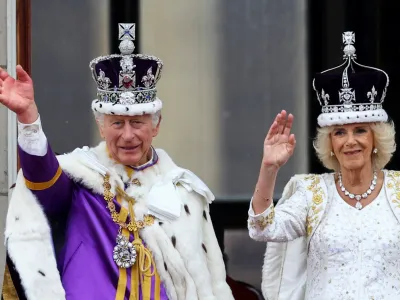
[0,23,234,300]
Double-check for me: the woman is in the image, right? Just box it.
[248,31,399,300]
[0,23,233,300]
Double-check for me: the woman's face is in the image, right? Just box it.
[330,123,374,171]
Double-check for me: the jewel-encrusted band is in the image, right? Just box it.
[96,88,157,105]
[322,103,383,114]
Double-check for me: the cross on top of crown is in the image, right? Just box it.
[119,23,135,41]
[342,31,355,45]
[342,31,356,59]
[118,23,136,55]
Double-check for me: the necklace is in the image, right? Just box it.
[103,174,155,269]
[338,170,378,210]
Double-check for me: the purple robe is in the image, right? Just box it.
[18,143,169,300]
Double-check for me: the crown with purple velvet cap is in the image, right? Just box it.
[89,23,163,116]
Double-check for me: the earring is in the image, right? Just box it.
[330,151,334,157]
[373,148,378,154]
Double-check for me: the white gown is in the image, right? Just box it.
[248,175,400,300]
[307,184,400,299]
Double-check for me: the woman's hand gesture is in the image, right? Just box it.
[262,110,296,169]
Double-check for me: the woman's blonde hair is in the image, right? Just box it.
[313,121,396,171]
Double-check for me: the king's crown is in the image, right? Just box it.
[89,23,163,107]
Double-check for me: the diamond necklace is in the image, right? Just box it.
[338,170,378,210]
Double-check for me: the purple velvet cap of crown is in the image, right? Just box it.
[93,55,162,92]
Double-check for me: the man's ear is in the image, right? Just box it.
[96,120,105,139]
[153,115,162,137]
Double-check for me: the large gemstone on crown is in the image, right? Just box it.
[344,104,353,112]
[123,75,134,88]
[120,92,136,105]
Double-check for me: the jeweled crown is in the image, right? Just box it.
[89,23,163,116]
[312,31,389,127]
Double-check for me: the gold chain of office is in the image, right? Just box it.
[102,174,155,232]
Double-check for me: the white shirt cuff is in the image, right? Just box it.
[17,115,48,156]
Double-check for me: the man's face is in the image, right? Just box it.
[98,114,160,166]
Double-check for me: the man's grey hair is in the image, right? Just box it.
[94,110,161,128]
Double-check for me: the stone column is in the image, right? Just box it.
[0,0,9,290]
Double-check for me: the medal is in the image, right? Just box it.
[113,231,137,268]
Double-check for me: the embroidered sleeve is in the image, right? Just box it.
[247,184,308,242]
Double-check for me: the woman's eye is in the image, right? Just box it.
[334,131,344,136]
[355,128,367,134]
